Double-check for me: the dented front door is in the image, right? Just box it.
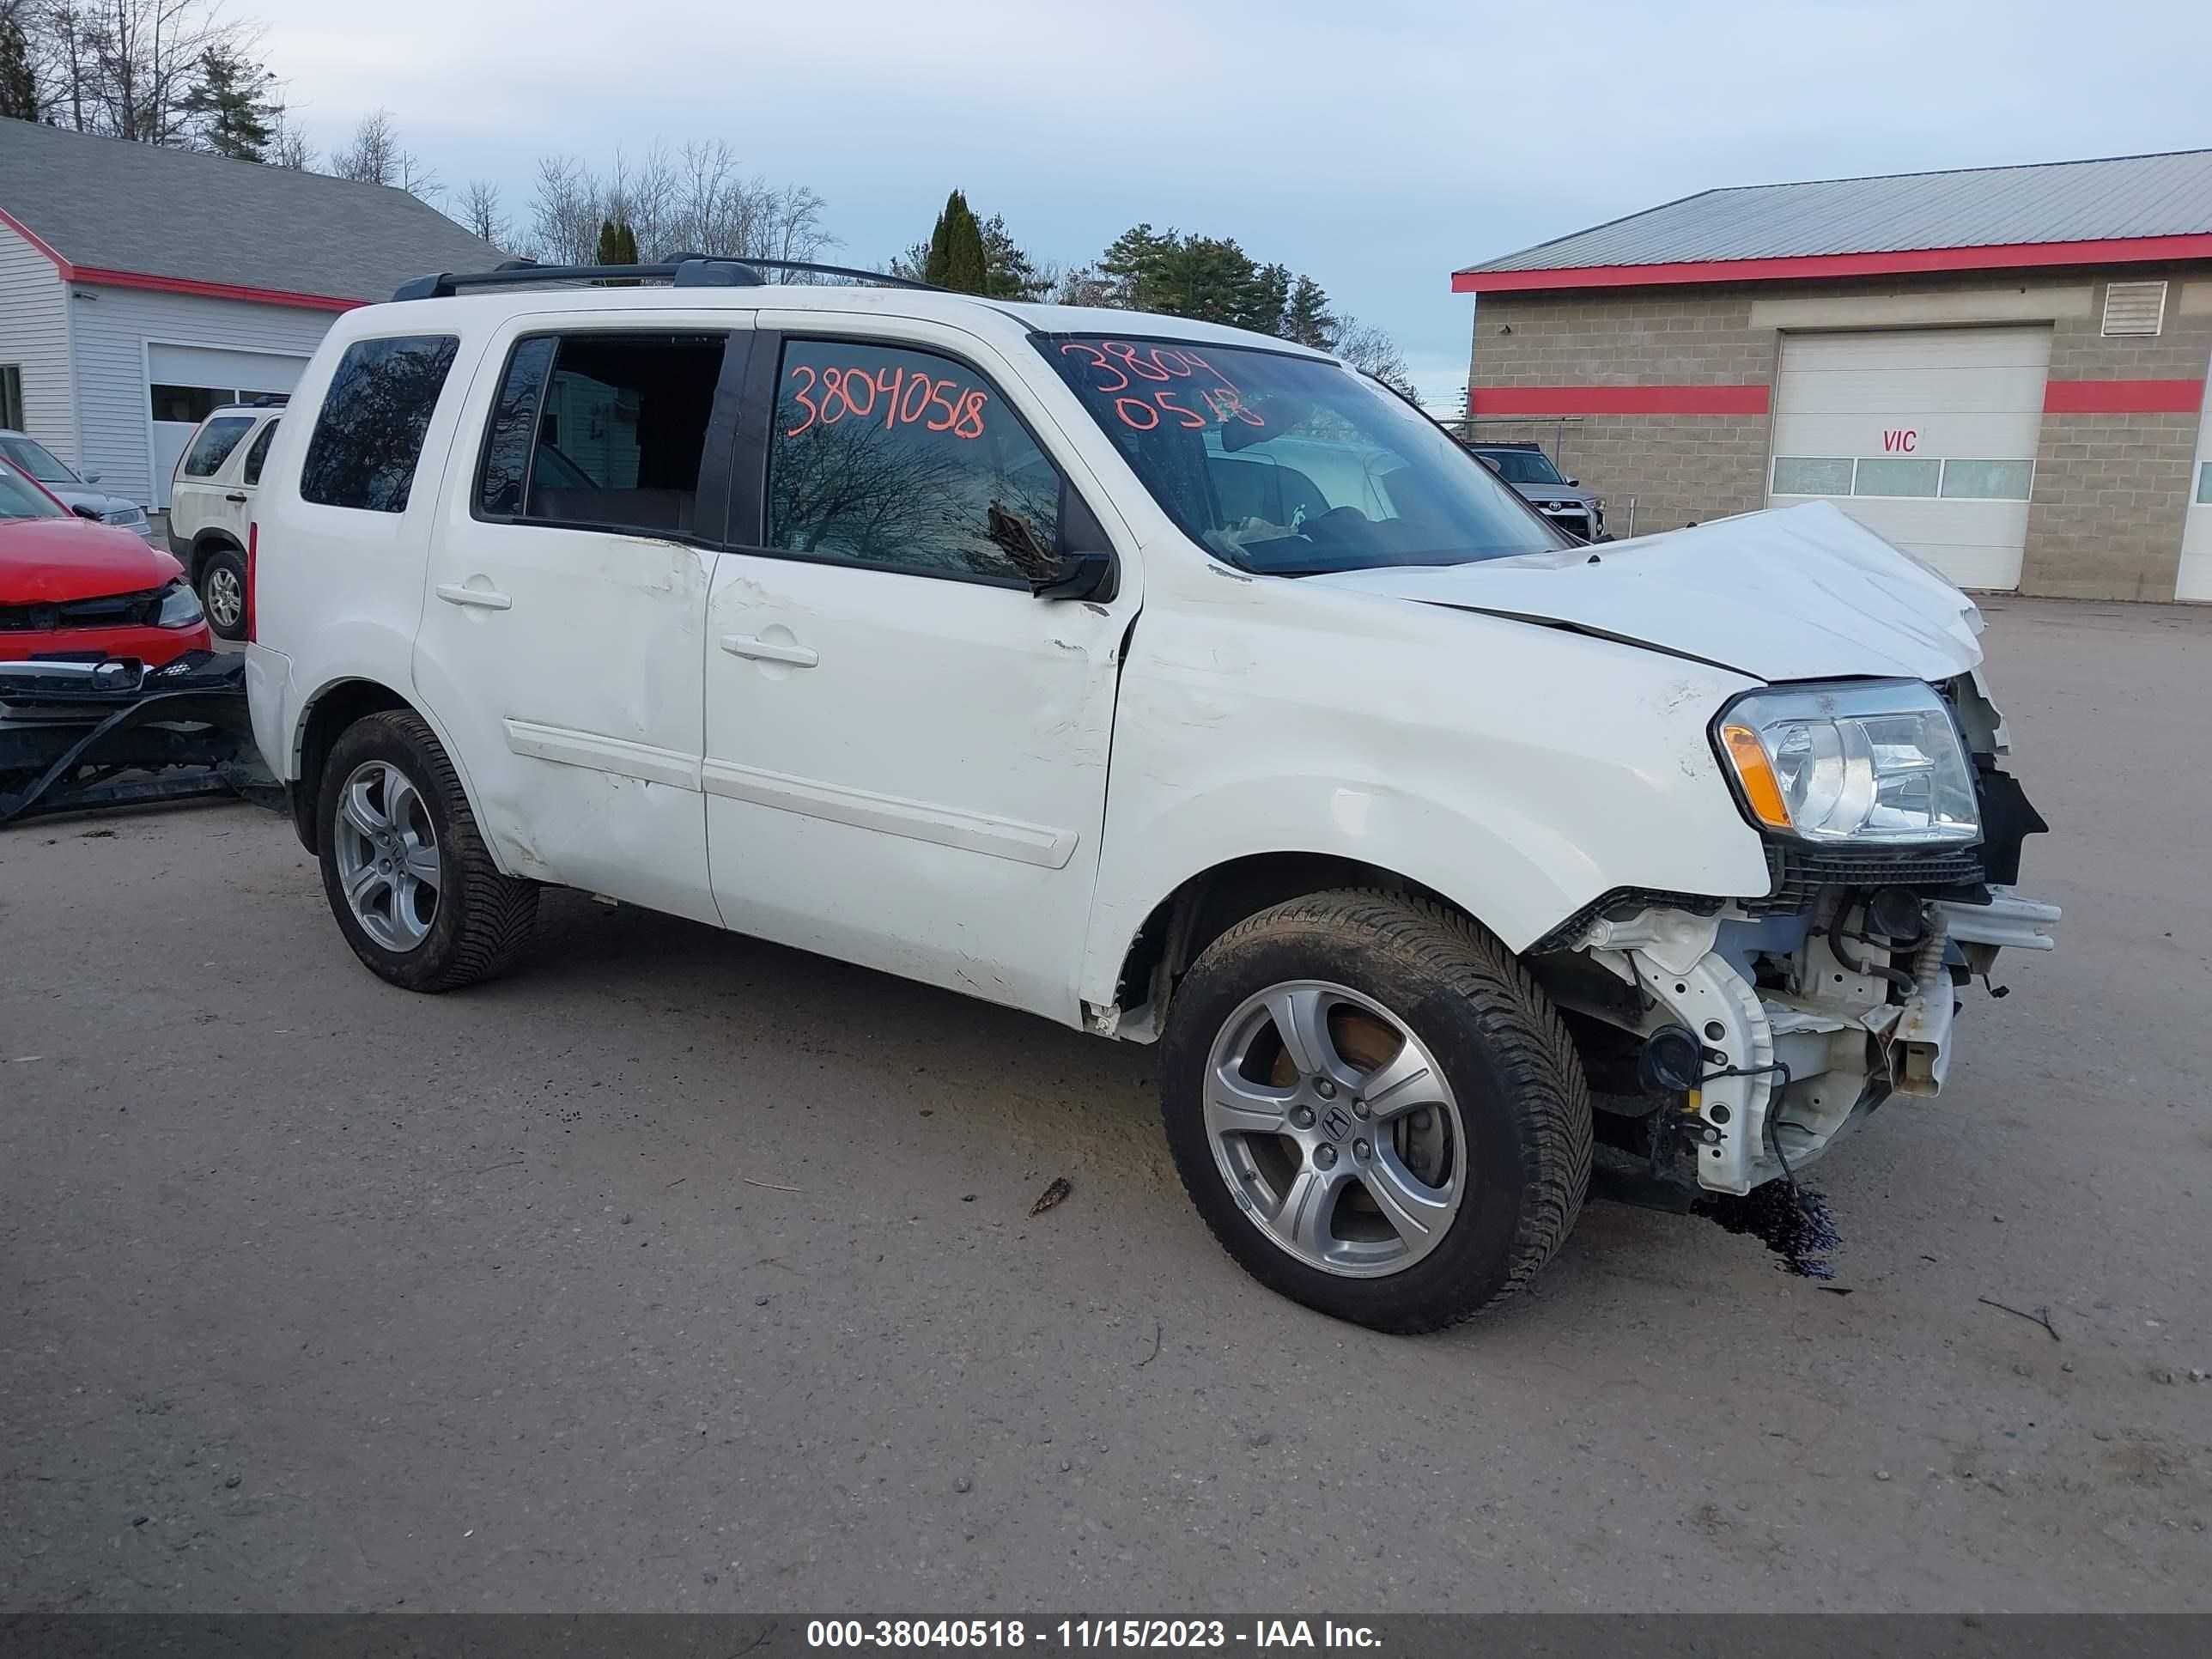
[700,324,1134,1021]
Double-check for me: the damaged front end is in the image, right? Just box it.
[0,653,277,826]
[1530,670,2060,1198]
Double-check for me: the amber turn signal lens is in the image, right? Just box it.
[1721,724,1791,830]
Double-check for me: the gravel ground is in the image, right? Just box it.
[2,597,2207,1613]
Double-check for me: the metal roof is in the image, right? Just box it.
[0,120,505,304]
[1460,149,2212,276]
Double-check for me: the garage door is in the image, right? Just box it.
[1768,326,2051,591]
[147,343,308,509]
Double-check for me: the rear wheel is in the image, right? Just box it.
[316,711,537,992]
[197,545,247,641]
[1159,890,1591,1333]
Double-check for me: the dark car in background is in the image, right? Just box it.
[1463,441,1605,541]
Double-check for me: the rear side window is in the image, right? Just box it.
[476,332,728,538]
[765,339,1061,583]
[300,335,459,513]
[182,416,255,478]
[240,420,280,486]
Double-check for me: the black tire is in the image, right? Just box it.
[196,544,248,641]
[316,710,538,993]
[1159,890,1591,1333]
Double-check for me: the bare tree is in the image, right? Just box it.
[1329,315,1417,398]
[329,106,440,201]
[458,179,507,246]
[31,0,264,144]
[526,152,599,265]
[524,140,836,273]
[268,109,312,169]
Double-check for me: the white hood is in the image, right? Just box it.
[1308,501,1984,684]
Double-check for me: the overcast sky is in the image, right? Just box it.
[266,0,2212,407]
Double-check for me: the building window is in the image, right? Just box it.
[1939,459,2034,501]
[300,335,460,514]
[1771,457,1854,496]
[1852,458,1942,499]
[151,385,231,425]
[0,364,22,430]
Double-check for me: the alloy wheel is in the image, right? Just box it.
[332,759,441,952]
[1202,980,1466,1278]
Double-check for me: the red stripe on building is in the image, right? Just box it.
[2041,379,2205,415]
[69,267,364,313]
[1468,384,1771,416]
[1451,233,2212,294]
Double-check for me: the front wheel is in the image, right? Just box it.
[197,546,248,641]
[316,710,538,992]
[1158,890,1591,1333]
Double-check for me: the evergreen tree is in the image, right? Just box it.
[594,219,639,265]
[977,213,1044,301]
[180,45,278,161]
[923,190,989,295]
[1279,276,1335,348]
[0,18,40,123]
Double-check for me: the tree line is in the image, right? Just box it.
[0,2,1413,391]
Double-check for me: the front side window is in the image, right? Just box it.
[241,420,280,486]
[182,416,255,479]
[766,339,1061,583]
[300,335,459,514]
[1043,335,1561,576]
[0,460,64,520]
[476,332,726,538]
[0,433,77,484]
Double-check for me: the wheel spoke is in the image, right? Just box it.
[1359,1042,1443,1121]
[1359,1146,1453,1247]
[402,840,441,886]
[389,874,429,943]
[383,769,422,838]
[1206,1060,1292,1136]
[340,775,388,839]
[1267,986,1346,1084]
[1275,1164,1350,1261]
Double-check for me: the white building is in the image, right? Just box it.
[0,121,501,509]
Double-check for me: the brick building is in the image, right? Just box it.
[1455,150,2212,600]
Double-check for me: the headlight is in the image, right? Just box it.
[1714,680,1978,844]
[103,505,146,526]
[155,580,204,628]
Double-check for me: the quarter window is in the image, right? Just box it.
[475,332,727,538]
[240,420,280,486]
[182,416,255,478]
[300,335,460,514]
[766,339,1061,583]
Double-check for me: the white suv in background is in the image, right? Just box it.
[243,256,2058,1333]
[167,404,283,639]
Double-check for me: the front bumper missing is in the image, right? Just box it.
[1574,884,2061,1196]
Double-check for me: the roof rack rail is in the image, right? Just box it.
[392,257,942,302]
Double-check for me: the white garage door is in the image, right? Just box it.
[1768,326,2051,591]
[147,343,308,508]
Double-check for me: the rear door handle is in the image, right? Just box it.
[720,634,817,667]
[224,491,248,503]
[436,582,513,611]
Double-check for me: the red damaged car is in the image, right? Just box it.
[1,459,210,665]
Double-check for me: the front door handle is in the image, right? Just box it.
[436,582,513,611]
[224,491,248,504]
[720,634,817,667]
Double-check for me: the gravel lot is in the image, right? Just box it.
[3,597,2207,1613]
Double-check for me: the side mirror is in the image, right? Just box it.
[82,470,103,484]
[71,503,103,521]
[988,499,1119,604]
[1565,476,1581,487]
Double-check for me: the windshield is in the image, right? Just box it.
[0,461,66,520]
[1474,447,1564,485]
[1040,335,1565,575]
[0,434,79,485]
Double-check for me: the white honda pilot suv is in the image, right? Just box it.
[245,257,2059,1332]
